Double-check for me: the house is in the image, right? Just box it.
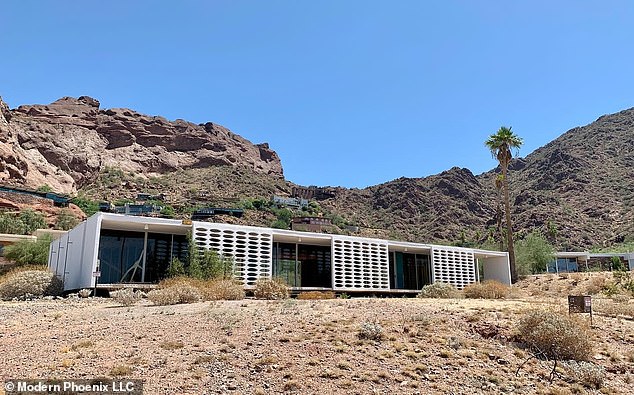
[48,213,511,292]
[549,252,634,273]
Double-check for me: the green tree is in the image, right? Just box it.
[4,235,53,266]
[515,231,554,275]
[485,126,523,283]
[55,209,79,231]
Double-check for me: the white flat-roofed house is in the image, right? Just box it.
[49,213,511,292]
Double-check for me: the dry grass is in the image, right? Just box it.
[593,298,634,318]
[564,361,606,389]
[463,280,510,299]
[109,364,133,376]
[150,277,244,303]
[297,291,336,300]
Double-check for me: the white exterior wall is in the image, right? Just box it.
[331,235,389,291]
[431,246,476,289]
[192,222,273,287]
[49,214,102,291]
[480,255,511,285]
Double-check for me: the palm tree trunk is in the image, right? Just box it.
[502,166,517,283]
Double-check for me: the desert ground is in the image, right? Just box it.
[1,274,633,395]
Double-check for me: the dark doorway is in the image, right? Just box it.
[273,242,332,288]
[389,252,431,290]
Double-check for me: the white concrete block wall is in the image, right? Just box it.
[331,235,389,291]
[48,214,102,291]
[192,222,273,286]
[431,246,476,289]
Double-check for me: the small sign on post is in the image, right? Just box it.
[92,271,101,278]
[568,295,592,325]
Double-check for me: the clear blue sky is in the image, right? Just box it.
[2,1,633,188]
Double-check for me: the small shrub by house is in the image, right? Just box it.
[110,288,143,307]
[148,283,201,306]
[0,268,63,300]
[417,282,460,299]
[254,278,289,300]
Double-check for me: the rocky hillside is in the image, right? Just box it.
[0,96,283,194]
[484,108,634,249]
[320,167,493,243]
[1,95,633,250]
[330,108,634,249]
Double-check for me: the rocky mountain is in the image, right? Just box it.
[1,95,632,250]
[329,108,634,249]
[486,108,634,249]
[0,96,283,194]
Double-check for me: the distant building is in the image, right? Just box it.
[272,195,309,209]
[549,252,634,273]
[291,216,333,233]
[49,213,510,293]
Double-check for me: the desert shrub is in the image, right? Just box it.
[109,288,142,307]
[202,279,245,301]
[585,275,607,295]
[3,235,52,266]
[0,212,27,234]
[200,250,234,280]
[78,288,92,298]
[0,269,63,300]
[148,283,201,305]
[564,361,605,389]
[613,271,634,294]
[611,256,626,272]
[417,282,460,299]
[18,209,47,234]
[463,280,510,299]
[166,257,185,278]
[357,322,384,341]
[516,309,591,361]
[55,209,79,231]
[297,291,336,300]
[253,277,289,300]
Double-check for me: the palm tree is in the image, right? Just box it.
[485,126,523,283]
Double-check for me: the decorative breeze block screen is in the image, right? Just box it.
[431,247,476,289]
[332,236,389,290]
[192,222,273,286]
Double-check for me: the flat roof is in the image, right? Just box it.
[92,213,505,256]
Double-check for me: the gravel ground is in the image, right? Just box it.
[0,294,633,394]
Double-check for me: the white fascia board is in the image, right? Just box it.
[470,248,509,258]
[99,213,187,227]
[269,228,333,242]
[387,240,433,250]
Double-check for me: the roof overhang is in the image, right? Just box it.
[99,213,191,235]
